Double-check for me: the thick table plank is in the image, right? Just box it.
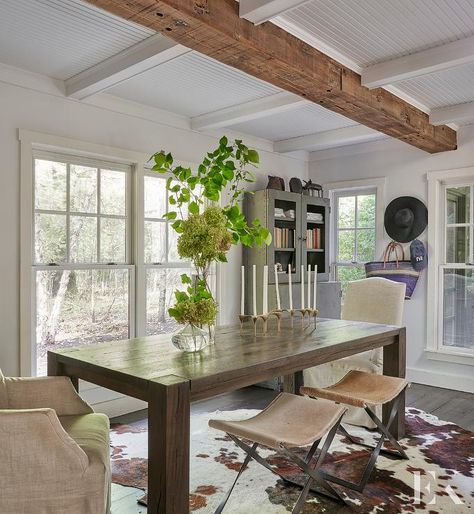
[48,318,405,514]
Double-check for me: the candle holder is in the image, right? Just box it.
[239,314,269,335]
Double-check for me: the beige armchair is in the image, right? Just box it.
[0,370,111,514]
[304,277,406,428]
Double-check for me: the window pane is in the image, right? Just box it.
[336,266,366,298]
[168,224,184,262]
[35,269,129,375]
[100,218,126,263]
[70,216,97,263]
[35,213,67,263]
[101,170,126,215]
[338,196,355,228]
[146,268,190,336]
[144,176,167,218]
[446,227,470,263]
[443,268,474,350]
[446,186,470,224]
[357,194,376,228]
[338,230,355,262]
[357,229,376,262]
[145,221,167,264]
[35,159,67,211]
[70,165,97,213]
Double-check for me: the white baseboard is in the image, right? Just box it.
[407,366,474,394]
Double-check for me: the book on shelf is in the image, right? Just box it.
[306,228,322,249]
[273,227,295,249]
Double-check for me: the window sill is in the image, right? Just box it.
[424,349,474,366]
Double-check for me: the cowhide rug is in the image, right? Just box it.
[110,407,474,513]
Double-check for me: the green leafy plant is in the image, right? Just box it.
[151,137,271,327]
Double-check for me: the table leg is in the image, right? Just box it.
[47,351,78,391]
[283,370,304,394]
[383,328,406,440]
[148,377,190,514]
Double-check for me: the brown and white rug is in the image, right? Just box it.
[110,407,474,513]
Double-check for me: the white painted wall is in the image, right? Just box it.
[309,125,474,393]
[0,76,307,385]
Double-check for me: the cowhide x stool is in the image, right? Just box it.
[209,392,347,514]
[301,370,409,493]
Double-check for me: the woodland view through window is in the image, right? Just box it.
[33,154,202,374]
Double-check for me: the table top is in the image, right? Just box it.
[49,318,402,400]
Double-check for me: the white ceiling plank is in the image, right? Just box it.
[240,0,312,25]
[430,101,474,126]
[362,35,474,89]
[65,34,190,100]
[191,92,307,131]
[274,125,384,152]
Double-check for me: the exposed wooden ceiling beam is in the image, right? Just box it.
[239,0,312,25]
[84,0,456,153]
[430,101,474,126]
[362,35,474,89]
[274,124,384,152]
[191,92,306,130]
[66,33,190,99]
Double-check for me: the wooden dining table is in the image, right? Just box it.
[48,317,406,514]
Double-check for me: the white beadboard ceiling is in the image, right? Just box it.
[278,0,474,67]
[228,103,357,141]
[107,52,281,118]
[0,0,155,80]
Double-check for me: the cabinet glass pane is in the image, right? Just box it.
[70,216,97,263]
[446,186,470,224]
[446,227,469,263]
[100,218,126,263]
[443,268,474,350]
[70,165,97,213]
[35,159,67,211]
[338,196,355,228]
[35,213,67,264]
[35,269,129,375]
[101,170,126,215]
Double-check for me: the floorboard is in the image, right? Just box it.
[111,383,473,512]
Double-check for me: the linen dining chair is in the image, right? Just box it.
[0,369,111,514]
[209,392,347,514]
[303,277,406,427]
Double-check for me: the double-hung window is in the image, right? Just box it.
[33,152,132,375]
[333,188,377,294]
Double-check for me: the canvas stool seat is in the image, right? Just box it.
[302,370,409,493]
[209,393,347,514]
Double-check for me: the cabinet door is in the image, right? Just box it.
[301,195,330,281]
[267,189,301,284]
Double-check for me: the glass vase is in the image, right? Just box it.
[172,323,210,352]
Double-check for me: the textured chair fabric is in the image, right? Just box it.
[209,393,346,450]
[304,277,406,428]
[0,372,110,514]
[301,370,408,408]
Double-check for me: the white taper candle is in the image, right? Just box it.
[241,265,245,315]
[263,265,268,314]
[274,264,281,310]
[288,263,293,310]
[301,265,305,309]
[307,264,311,309]
[313,265,318,310]
[252,265,257,316]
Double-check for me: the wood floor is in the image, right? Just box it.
[110,383,474,513]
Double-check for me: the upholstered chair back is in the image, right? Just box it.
[342,277,405,326]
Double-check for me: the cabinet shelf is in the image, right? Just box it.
[275,247,295,251]
[306,249,324,252]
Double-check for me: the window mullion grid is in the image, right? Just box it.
[354,195,359,263]
[66,163,71,263]
[97,168,101,263]
[470,185,474,265]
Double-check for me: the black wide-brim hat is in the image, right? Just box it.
[384,196,428,243]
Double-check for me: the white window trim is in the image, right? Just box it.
[426,166,474,366]
[19,129,222,376]
[323,177,386,280]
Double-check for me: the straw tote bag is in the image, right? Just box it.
[365,241,420,299]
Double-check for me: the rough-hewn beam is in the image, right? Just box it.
[85,0,457,153]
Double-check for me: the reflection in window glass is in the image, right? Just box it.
[446,227,469,264]
[35,269,129,375]
[446,186,470,224]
